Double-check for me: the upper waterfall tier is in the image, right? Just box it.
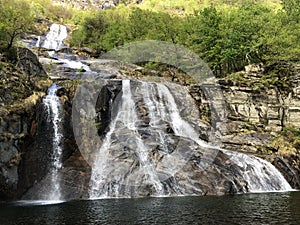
[36,24,68,50]
[33,23,93,78]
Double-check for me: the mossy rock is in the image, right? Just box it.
[0,47,52,114]
[0,62,32,105]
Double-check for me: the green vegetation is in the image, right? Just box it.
[0,0,299,78]
[28,0,73,23]
[26,0,77,46]
[269,126,300,169]
[139,0,281,15]
[0,0,34,50]
[0,0,74,51]
[69,0,300,77]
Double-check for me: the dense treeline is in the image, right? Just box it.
[70,0,300,76]
[0,0,299,76]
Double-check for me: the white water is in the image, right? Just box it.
[89,80,292,198]
[156,83,292,192]
[36,24,91,73]
[61,58,91,71]
[37,24,68,50]
[15,200,65,206]
[156,83,211,148]
[223,150,293,192]
[120,80,164,195]
[43,84,63,200]
[141,82,169,153]
[89,80,164,199]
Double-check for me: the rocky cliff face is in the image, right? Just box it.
[24,77,294,200]
[222,63,300,133]
[219,63,300,188]
[0,48,52,199]
[0,44,299,201]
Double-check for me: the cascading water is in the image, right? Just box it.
[34,23,91,74]
[155,83,211,149]
[223,150,293,192]
[42,84,63,200]
[89,80,292,198]
[89,80,164,199]
[36,24,68,50]
[153,83,292,192]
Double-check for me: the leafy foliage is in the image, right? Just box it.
[70,2,300,76]
[1,0,298,77]
[0,0,74,51]
[70,8,179,52]
[282,0,300,22]
[28,0,73,22]
[0,0,34,50]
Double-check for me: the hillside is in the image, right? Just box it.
[52,0,282,13]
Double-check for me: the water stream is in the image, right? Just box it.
[35,23,91,75]
[36,24,68,50]
[89,80,164,198]
[42,84,63,200]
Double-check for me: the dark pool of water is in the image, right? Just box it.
[1,191,300,225]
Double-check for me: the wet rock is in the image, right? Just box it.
[22,150,91,200]
[56,87,68,97]
[270,156,300,189]
[0,48,53,200]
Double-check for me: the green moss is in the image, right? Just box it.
[57,79,81,100]
[269,126,300,157]
[0,61,32,105]
[0,50,52,115]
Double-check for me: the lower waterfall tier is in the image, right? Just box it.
[75,79,292,199]
[15,78,294,201]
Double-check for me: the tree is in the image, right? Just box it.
[0,0,33,50]
[181,7,223,75]
[219,4,273,72]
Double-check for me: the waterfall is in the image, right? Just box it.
[89,80,164,199]
[156,83,211,148]
[36,24,68,50]
[119,80,164,195]
[22,23,294,199]
[141,82,169,153]
[89,80,292,198]
[35,23,91,73]
[43,84,63,200]
[154,83,292,192]
[223,150,293,192]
